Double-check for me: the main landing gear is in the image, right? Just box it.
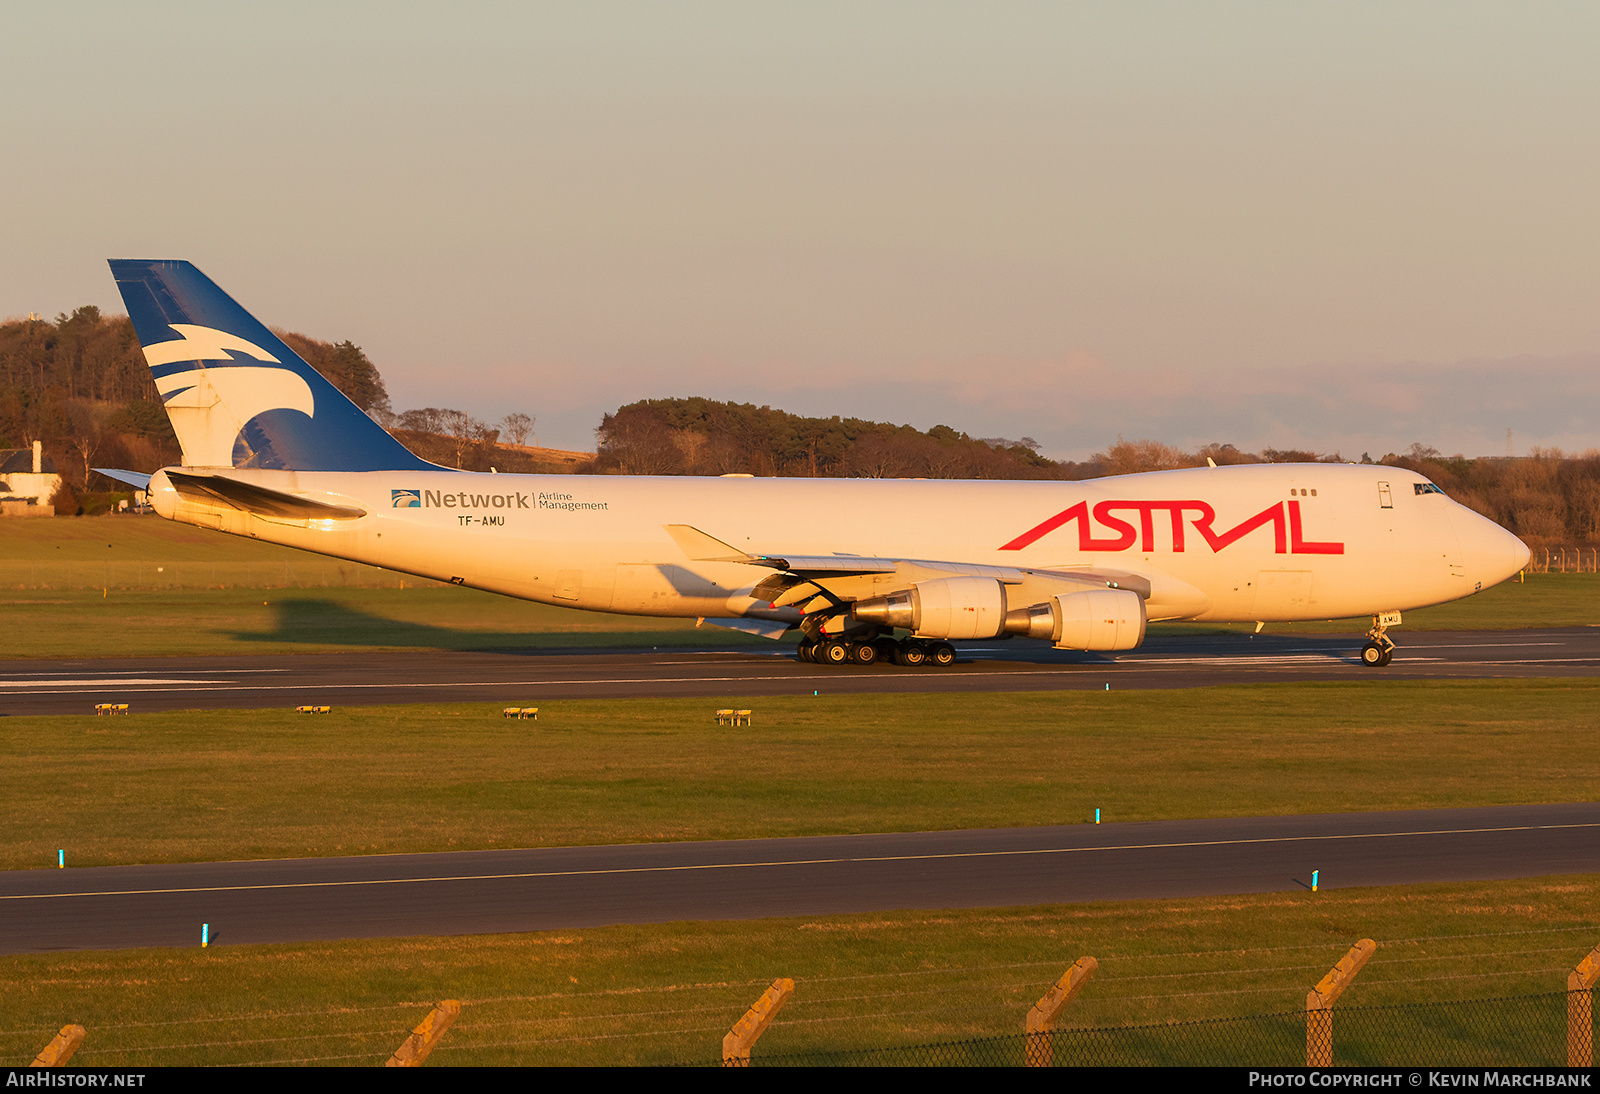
[1360,614,1396,668]
[797,637,957,668]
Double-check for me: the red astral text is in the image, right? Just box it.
[999,499,1343,555]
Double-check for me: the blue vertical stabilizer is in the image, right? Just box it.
[109,260,436,471]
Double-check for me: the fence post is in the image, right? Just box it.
[1569,943,1600,1067]
[1307,939,1375,1067]
[385,1000,461,1067]
[722,978,794,1067]
[30,1025,85,1067]
[1025,956,1097,1067]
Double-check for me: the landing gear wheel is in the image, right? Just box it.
[797,639,817,663]
[930,642,957,667]
[819,640,851,665]
[851,641,878,666]
[874,638,899,664]
[896,641,926,667]
[1360,613,1397,669]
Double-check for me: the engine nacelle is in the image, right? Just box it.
[1004,588,1146,651]
[852,576,1007,640]
[854,579,1147,649]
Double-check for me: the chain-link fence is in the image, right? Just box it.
[1524,547,1600,573]
[749,992,1576,1067]
[7,988,1588,1067]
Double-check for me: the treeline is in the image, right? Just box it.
[1380,444,1600,546]
[589,398,1340,480]
[0,309,556,492]
[0,308,182,488]
[6,309,1598,546]
[591,399,1600,547]
[377,408,580,474]
[1075,437,1600,547]
[0,309,404,484]
[592,397,1066,479]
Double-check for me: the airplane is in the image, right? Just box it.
[98,260,1531,670]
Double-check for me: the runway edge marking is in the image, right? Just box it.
[6,820,1597,901]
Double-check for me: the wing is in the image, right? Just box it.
[664,523,897,576]
[663,524,1186,649]
[665,522,1145,595]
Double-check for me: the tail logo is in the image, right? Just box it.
[143,324,281,368]
[143,324,316,467]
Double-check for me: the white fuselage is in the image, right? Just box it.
[148,461,1529,627]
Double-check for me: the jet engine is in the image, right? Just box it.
[851,576,1007,639]
[851,578,1147,650]
[1002,588,1146,651]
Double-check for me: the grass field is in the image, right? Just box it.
[0,587,757,658]
[0,515,758,657]
[6,681,1598,870]
[2,514,1596,658]
[2,512,312,561]
[6,519,1596,1066]
[2,874,1595,1066]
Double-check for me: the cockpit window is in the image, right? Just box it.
[1414,482,1445,495]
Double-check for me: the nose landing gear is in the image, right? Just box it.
[1359,614,1397,667]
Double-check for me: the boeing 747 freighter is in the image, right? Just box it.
[99,260,1530,668]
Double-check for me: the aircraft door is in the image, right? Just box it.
[1365,479,1398,606]
[552,566,619,610]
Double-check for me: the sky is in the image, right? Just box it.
[3,2,1598,461]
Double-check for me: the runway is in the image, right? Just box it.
[3,627,1599,714]
[3,804,1596,954]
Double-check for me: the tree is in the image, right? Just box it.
[274,331,391,414]
[501,412,534,447]
[438,409,494,468]
[1095,438,1198,475]
[106,400,177,444]
[1260,447,1339,464]
[396,407,449,434]
[328,340,391,414]
[63,400,104,486]
[1196,443,1259,466]
[596,407,683,475]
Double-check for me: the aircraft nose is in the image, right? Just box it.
[1453,506,1530,589]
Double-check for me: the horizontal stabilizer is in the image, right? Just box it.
[165,471,367,520]
[93,468,153,490]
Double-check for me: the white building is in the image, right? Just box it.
[0,441,62,517]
